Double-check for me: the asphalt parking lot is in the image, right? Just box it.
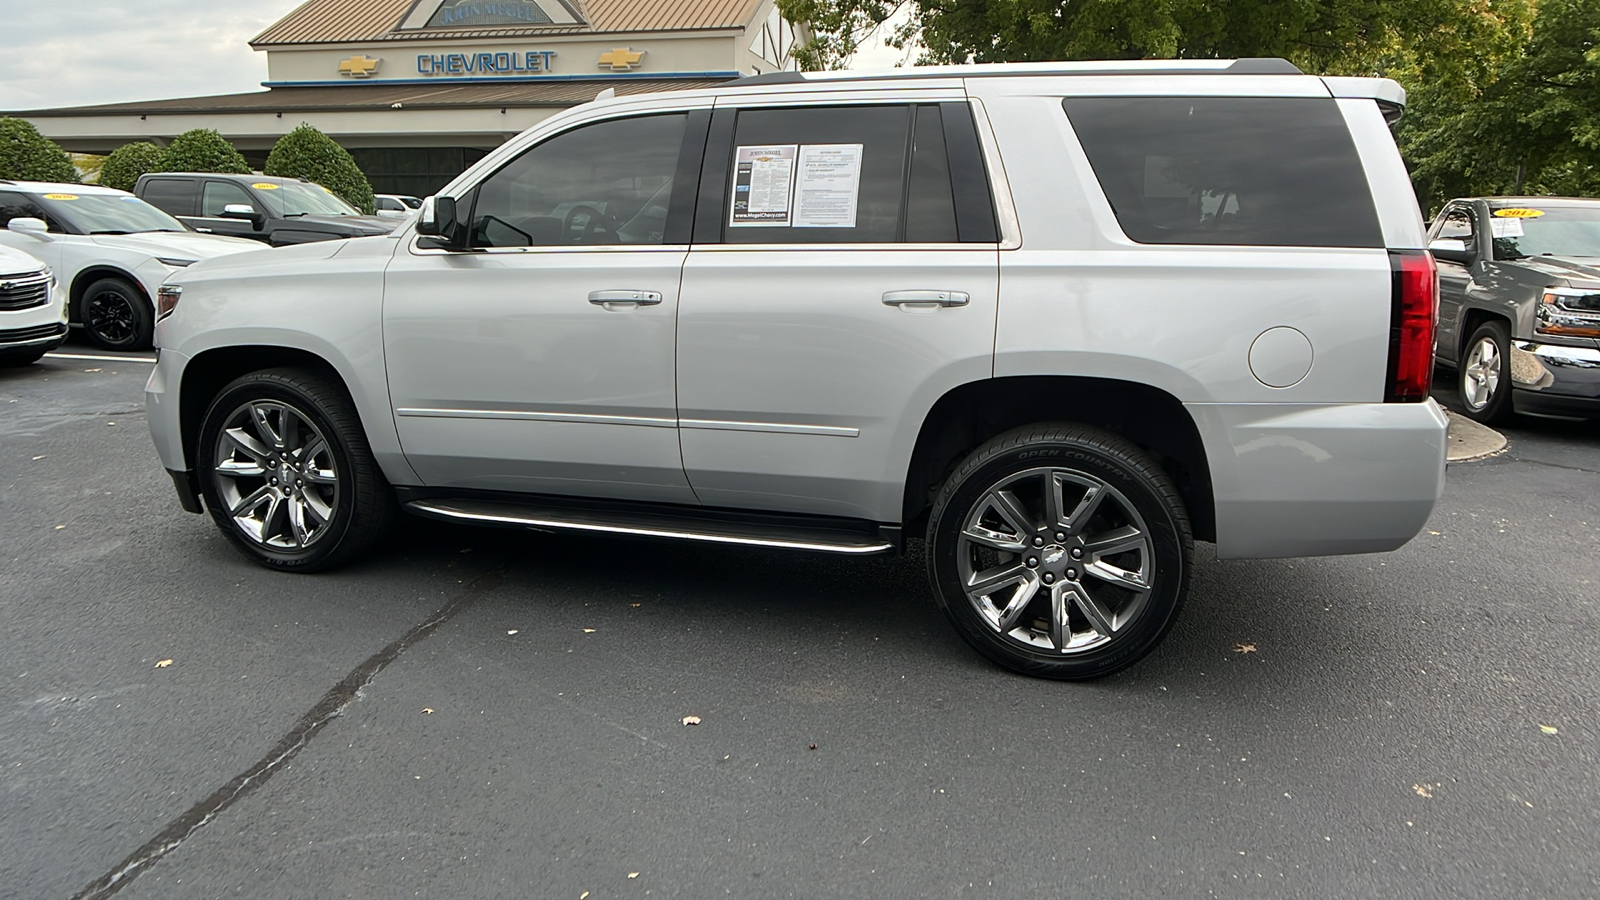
[3,344,1598,899]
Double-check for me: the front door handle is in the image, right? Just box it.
[588,289,663,310]
[882,290,969,308]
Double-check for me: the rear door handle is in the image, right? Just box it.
[588,290,663,309]
[882,290,969,308]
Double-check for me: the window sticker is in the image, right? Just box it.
[252,183,281,190]
[730,145,797,226]
[1493,208,1544,218]
[793,143,864,228]
[43,193,78,200]
[1490,218,1524,238]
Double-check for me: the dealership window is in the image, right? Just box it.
[202,181,254,218]
[469,113,688,248]
[1062,97,1383,248]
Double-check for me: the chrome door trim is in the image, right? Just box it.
[408,239,689,257]
[395,407,677,428]
[679,418,860,437]
[965,96,1023,250]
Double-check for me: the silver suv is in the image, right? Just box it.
[146,59,1448,679]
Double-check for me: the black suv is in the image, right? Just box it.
[134,174,397,246]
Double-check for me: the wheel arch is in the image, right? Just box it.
[1458,307,1512,362]
[902,376,1215,542]
[69,265,149,324]
[178,345,351,471]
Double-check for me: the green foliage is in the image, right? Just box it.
[99,142,166,192]
[157,128,250,175]
[263,124,376,215]
[0,117,79,183]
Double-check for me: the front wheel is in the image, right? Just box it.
[1459,321,1513,424]
[927,424,1192,680]
[80,277,154,351]
[197,368,396,572]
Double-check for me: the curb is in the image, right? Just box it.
[1446,410,1507,462]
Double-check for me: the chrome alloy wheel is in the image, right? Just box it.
[957,466,1153,654]
[211,400,339,550]
[1462,335,1501,411]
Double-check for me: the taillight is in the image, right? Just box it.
[1385,250,1437,402]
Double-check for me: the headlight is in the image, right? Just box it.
[156,284,182,320]
[156,257,196,268]
[1536,288,1600,339]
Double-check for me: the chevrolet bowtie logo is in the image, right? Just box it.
[597,48,644,70]
[337,55,382,78]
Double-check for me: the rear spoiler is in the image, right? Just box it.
[1322,76,1408,125]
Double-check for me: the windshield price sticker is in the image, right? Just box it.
[1493,208,1544,218]
[730,145,797,226]
[1490,218,1524,238]
[793,144,864,228]
[43,193,78,200]
[252,183,281,190]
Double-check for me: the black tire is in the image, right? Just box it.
[81,276,153,351]
[1458,320,1513,425]
[197,367,397,572]
[0,349,47,367]
[927,424,1192,680]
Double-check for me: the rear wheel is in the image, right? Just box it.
[1459,320,1513,424]
[81,277,153,351]
[927,424,1192,680]
[197,368,396,572]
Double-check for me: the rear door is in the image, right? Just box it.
[674,96,1000,522]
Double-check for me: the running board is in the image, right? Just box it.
[403,497,895,555]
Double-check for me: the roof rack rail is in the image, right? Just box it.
[732,57,1302,87]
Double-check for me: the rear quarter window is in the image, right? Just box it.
[1062,97,1382,248]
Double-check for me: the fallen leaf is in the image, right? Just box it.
[155,659,173,668]
[54,525,65,530]
[421,708,434,714]
[628,872,640,879]
[31,455,45,460]
[1234,643,1257,654]
[682,715,701,726]
[582,628,597,633]
[507,629,519,635]
[808,743,818,751]
[83,368,101,373]
[1413,783,1433,798]
[629,603,641,608]
[107,422,115,426]
[1539,724,1558,735]
[580,893,589,899]
[1428,530,1442,535]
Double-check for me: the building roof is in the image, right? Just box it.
[252,0,766,45]
[15,79,729,117]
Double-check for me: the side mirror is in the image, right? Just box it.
[7,217,54,242]
[1428,238,1475,266]
[221,203,266,231]
[416,195,467,250]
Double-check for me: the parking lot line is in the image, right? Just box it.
[45,352,157,364]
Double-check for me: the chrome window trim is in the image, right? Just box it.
[964,95,1022,250]
[686,242,996,253]
[407,240,689,257]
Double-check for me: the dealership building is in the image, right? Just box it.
[15,0,804,196]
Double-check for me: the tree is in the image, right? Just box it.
[99,142,166,192]
[0,117,79,183]
[263,124,376,214]
[157,128,250,175]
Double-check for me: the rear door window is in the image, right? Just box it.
[141,178,199,217]
[1062,97,1383,248]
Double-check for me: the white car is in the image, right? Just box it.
[0,182,259,350]
[0,243,67,366]
[374,194,422,219]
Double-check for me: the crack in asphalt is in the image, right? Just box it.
[72,564,507,900]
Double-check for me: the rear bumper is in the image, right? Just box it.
[1510,341,1600,420]
[1188,399,1448,559]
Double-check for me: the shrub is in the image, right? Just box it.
[0,117,79,183]
[99,142,166,192]
[158,128,250,175]
[264,123,376,215]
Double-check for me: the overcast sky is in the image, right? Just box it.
[0,0,910,112]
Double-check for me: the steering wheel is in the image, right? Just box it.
[562,204,617,244]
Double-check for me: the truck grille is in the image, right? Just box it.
[0,322,67,344]
[0,273,51,311]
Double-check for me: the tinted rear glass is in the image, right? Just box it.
[1062,97,1382,248]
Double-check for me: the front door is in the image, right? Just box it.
[1432,204,1478,364]
[676,101,1002,523]
[383,110,702,503]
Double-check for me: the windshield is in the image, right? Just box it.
[1490,205,1600,260]
[252,182,361,217]
[35,192,185,234]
